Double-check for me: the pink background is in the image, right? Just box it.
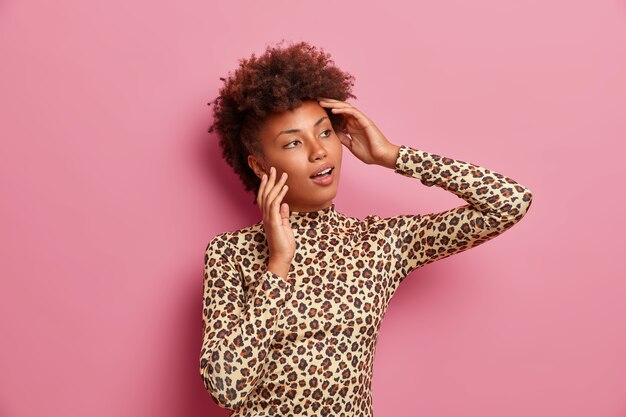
[1,0,625,416]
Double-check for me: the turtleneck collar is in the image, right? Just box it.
[289,203,341,230]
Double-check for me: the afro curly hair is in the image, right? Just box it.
[207,40,357,205]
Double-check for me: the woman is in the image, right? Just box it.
[200,40,533,417]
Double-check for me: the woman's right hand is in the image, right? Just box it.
[257,166,296,265]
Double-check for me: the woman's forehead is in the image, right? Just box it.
[263,101,329,135]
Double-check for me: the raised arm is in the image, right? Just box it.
[199,234,294,410]
[368,145,533,284]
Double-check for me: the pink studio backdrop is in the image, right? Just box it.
[1,0,625,416]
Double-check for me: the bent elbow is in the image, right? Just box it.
[482,187,533,233]
[524,188,533,207]
[515,188,533,220]
[500,187,533,224]
[199,360,245,411]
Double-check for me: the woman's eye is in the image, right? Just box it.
[284,131,331,149]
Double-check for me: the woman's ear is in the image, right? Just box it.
[248,154,267,179]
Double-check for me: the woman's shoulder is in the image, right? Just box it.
[205,221,266,252]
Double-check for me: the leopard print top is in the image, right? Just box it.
[200,145,533,416]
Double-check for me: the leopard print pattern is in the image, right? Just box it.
[200,145,533,416]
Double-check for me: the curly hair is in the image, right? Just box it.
[207,40,357,205]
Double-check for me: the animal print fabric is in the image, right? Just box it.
[200,145,533,416]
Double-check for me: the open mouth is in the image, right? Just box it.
[310,167,334,185]
[310,167,334,179]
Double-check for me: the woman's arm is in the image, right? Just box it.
[368,144,533,284]
[316,99,532,285]
[199,234,294,410]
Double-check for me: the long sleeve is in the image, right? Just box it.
[368,145,533,284]
[199,234,295,410]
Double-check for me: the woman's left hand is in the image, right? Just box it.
[317,98,399,166]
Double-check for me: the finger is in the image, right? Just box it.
[280,202,290,224]
[281,202,292,231]
[319,100,357,111]
[318,98,352,106]
[319,100,353,109]
[319,98,350,106]
[270,183,288,226]
[264,170,288,219]
[268,172,287,206]
[266,170,287,205]
[337,131,352,148]
[329,105,359,113]
[259,169,272,217]
[257,173,268,207]
[329,107,372,127]
[262,166,278,215]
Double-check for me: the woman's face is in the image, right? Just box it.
[248,99,343,212]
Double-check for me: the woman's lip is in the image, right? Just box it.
[310,166,334,178]
[310,170,334,185]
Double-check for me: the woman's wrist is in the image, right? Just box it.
[267,258,292,280]
[377,144,402,169]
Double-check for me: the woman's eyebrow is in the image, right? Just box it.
[274,116,328,140]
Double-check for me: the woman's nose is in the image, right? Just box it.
[309,141,328,160]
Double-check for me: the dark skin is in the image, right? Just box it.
[248,98,401,278]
